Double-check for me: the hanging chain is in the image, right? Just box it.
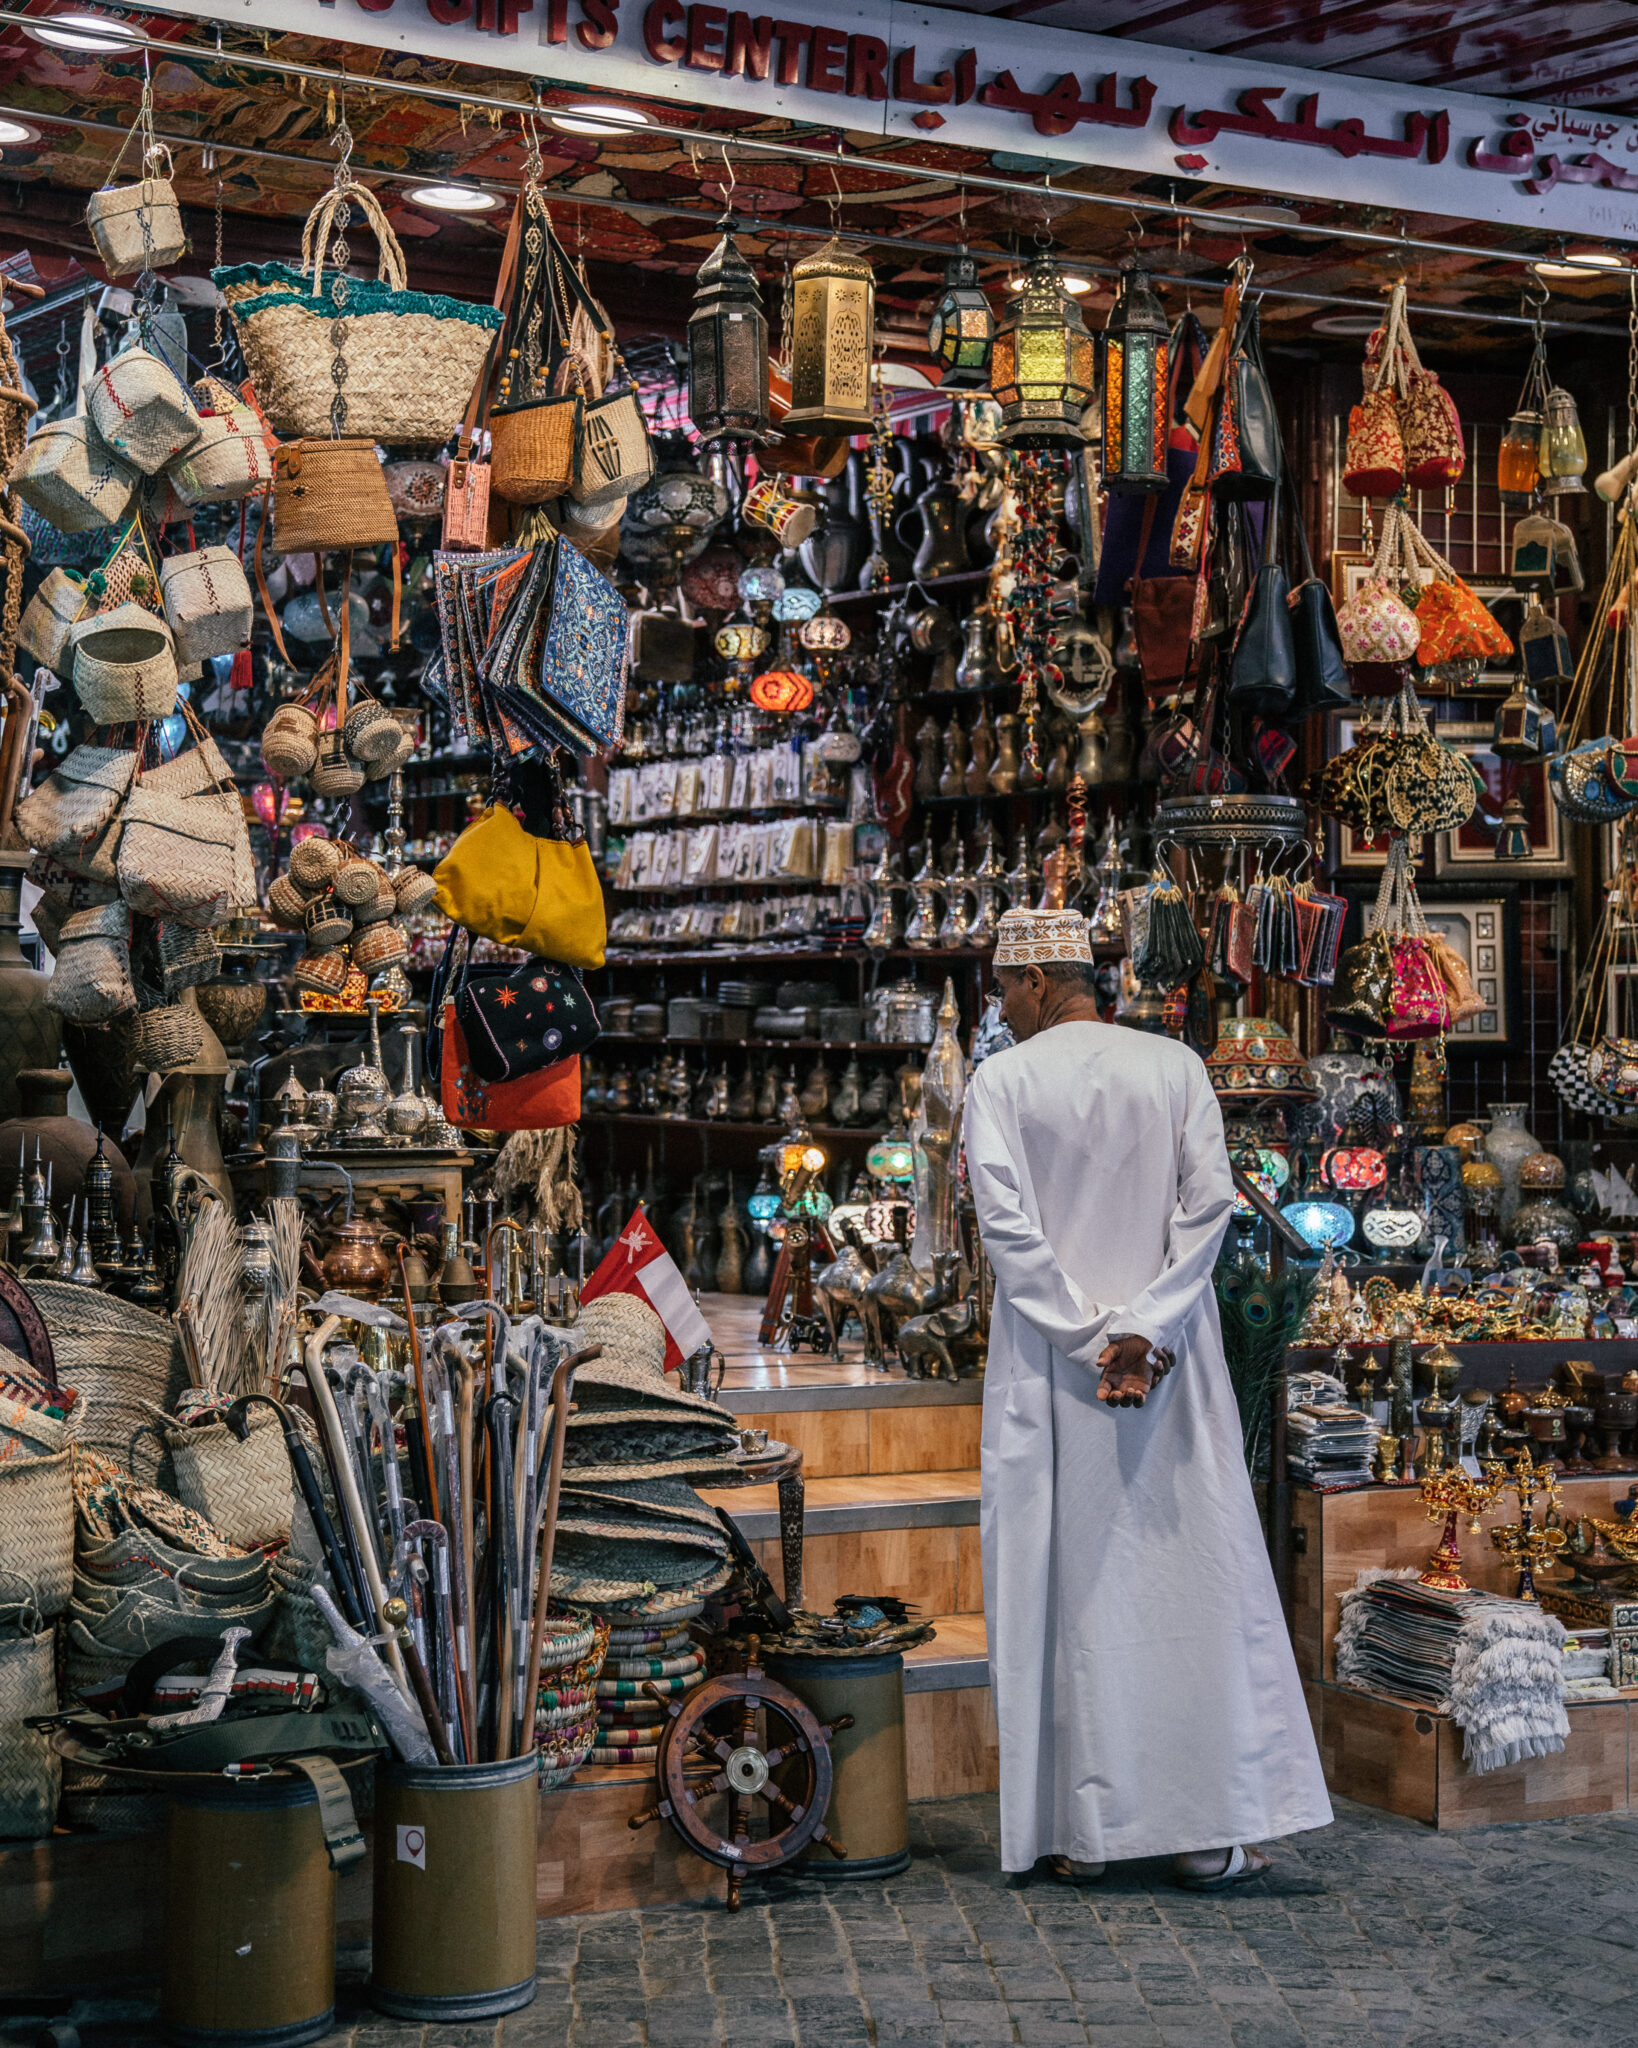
[212,170,225,364]
[1627,268,1637,455]
[779,258,793,378]
[134,52,159,338]
[327,109,354,438]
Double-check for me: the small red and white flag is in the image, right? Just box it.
[580,1207,713,1372]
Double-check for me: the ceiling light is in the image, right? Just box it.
[1311,313,1382,335]
[406,183,501,213]
[0,119,38,145]
[1534,247,1627,278]
[24,11,140,52]
[1006,272,1094,295]
[549,103,654,137]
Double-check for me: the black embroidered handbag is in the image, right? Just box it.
[430,929,600,1085]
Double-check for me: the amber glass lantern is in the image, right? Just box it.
[1100,265,1169,493]
[990,255,1095,447]
[688,225,770,445]
[928,251,994,391]
[784,238,875,436]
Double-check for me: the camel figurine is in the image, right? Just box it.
[814,1227,874,1361]
[864,1243,958,1372]
[898,1275,986,1381]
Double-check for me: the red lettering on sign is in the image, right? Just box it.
[577,0,619,48]
[807,23,845,93]
[893,45,953,103]
[643,0,683,58]
[725,12,772,79]
[547,0,569,40]
[847,32,886,100]
[772,19,813,87]
[496,0,531,32]
[686,2,728,69]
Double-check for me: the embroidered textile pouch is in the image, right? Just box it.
[1385,936,1451,1042]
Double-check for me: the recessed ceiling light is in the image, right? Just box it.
[1006,272,1094,294]
[0,119,38,145]
[1311,313,1382,335]
[25,11,140,52]
[406,184,501,213]
[549,103,654,137]
[1534,248,1627,278]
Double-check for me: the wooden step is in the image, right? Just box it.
[906,1613,997,1800]
[700,1469,984,1615]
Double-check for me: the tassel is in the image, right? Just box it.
[229,646,253,694]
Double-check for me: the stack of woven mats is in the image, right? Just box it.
[557,1293,740,1769]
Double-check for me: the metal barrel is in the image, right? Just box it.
[370,1752,540,2020]
[768,1649,911,1878]
[160,1776,337,2048]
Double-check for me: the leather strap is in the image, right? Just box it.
[253,482,295,668]
[288,1753,366,1870]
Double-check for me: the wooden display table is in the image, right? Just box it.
[1293,1475,1638,1829]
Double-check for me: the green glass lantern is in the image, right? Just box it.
[688,224,771,445]
[784,237,875,436]
[1100,264,1170,494]
[990,255,1095,447]
[928,250,994,391]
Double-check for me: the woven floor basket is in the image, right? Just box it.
[0,1445,72,1621]
[33,1281,188,1486]
[0,1625,60,1838]
[161,1407,294,1549]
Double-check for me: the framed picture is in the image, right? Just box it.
[1340,883,1518,1050]
[1430,722,1572,879]
[1606,962,1638,1038]
[1421,894,1517,1049]
[1329,549,1370,607]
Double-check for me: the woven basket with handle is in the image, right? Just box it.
[0,1622,59,1838]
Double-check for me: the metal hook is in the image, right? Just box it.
[719,141,737,210]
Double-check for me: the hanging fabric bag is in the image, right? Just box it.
[1401,519,1512,667]
[1226,480,1297,716]
[440,1000,581,1132]
[117,722,244,929]
[1343,282,1408,499]
[1336,505,1421,668]
[1399,321,1466,491]
[433,803,606,968]
[215,176,501,447]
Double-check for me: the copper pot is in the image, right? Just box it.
[321,1220,399,1299]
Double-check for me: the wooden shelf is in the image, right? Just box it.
[828,569,991,608]
[599,1035,928,1053]
[580,1114,878,1138]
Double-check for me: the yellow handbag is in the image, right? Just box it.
[433,805,606,970]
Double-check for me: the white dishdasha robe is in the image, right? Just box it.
[964,1020,1332,1871]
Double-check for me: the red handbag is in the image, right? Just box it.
[440,1001,580,1131]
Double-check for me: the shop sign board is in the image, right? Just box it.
[156,0,1638,241]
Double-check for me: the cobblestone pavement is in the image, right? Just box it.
[12,1792,1638,2047]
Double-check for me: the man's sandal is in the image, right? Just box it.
[1048,1855,1106,1883]
[1173,1844,1270,1891]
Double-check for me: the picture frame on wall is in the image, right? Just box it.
[1339,882,1518,1050]
[1431,722,1572,880]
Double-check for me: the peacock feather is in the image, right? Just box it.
[1216,1247,1317,1481]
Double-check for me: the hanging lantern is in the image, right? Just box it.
[1492,677,1555,760]
[1498,408,1543,499]
[687,225,771,445]
[1520,601,1574,689]
[750,668,814,714]
[927,251,995,391]
[784,237,875,436]
[1539,387,1588,494]
[1496,794,1533,861]
[990,255,1097,448]
[800,610,851,652]
[1099,264,1169,490]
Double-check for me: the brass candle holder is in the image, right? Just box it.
[1418,1464,1508,1591]
[1487,1448,1568,1602]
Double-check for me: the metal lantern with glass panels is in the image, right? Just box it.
[989,256,1096,446]
[688,225,770,444]
[784,238,876,436]
[1101,265,1170,494]
[928,252,994,391]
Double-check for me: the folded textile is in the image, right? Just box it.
[1336,1567,1568,1774]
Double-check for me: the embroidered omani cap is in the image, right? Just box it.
[993,907,1093,968]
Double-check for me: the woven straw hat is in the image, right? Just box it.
[571,1293,726,1420]
[558,1476,725,1532]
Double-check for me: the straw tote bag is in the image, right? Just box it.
[488,185,581,505]
[47,901,136,1023]
[214,177,502,447]
[16,742,138,864]
[0,1622,60,1840]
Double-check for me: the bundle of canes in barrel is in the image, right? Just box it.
[265,1294,602,1769]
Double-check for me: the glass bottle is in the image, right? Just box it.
[1460,1130,1503,1264]
[1484,1102,1538,1232]
[1539,387,1587,494]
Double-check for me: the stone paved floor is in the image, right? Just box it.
[10,1792,1638,2047]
